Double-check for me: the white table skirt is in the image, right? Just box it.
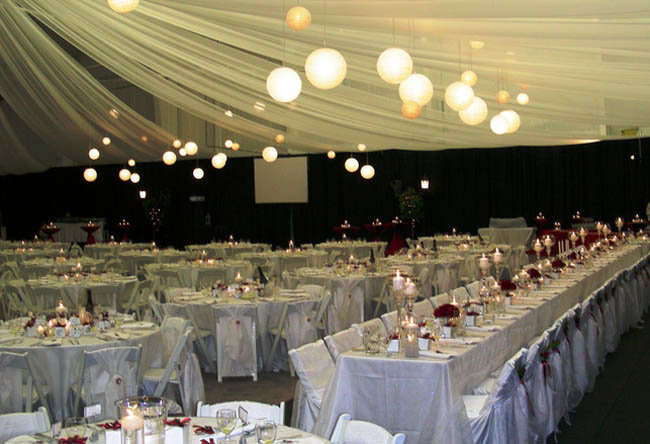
[313,243,650,444]
[52,222,105,244]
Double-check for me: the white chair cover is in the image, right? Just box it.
[412,299,433,321]
[416,266,432,299]
[429,292,449,308]
[546,322,567,432]
[580,298,600,392]
[197,400,284,424]
[0,352,31,413]
[380,311,398,334]
[0,407,50,443]
[180,351,205,416]
[353,318,387,338]
[324,328,362,361]
[286,299,320,351]
[214,305,257,381]
[435,261,459,293]
[330,413,406,444]
[522,334,553,443]
[451,287,470,305]
[601,286,619,354]
[328,279,365,334]
[466,281,481,300]
[566,307,588,411]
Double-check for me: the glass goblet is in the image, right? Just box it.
[255,420,277,444]
[216,408,238,439]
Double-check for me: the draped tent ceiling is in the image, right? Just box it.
[1,0,650,175]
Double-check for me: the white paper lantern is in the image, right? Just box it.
[211,153,228,169]
[88,148,100,160]
[127,158,135,167]
[458,96,488,125]
[83,168,97,182]
[224,139,233,148]
[130,172,140,184]
[119,169,131,182]
[107,0,139,13]
[262,146,278,163]
[461,70,478,87]
[327,150,336,159]
[344,157,359,173]
[376,48,413,84]
[445,81,475,111]
[178,148,187,157]
[496,90,510,104]
[399,73,433,106]
[305,48,347,90]
[360,164,375,179]
[266,67,302,102]
[185,141,198,156]
[490,114,509,135]
[500,110,521,133]
[102,137,111,146]
[172,139,182,149]
[516,93,530,105]
[162,151,177,165]
[193,167,204,180]
[286,6,311,31]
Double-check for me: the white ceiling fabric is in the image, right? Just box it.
[2,0,650,174]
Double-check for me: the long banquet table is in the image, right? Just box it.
[313,242,650,444]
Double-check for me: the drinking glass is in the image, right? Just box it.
[255,420,277,444]
[216,408,237,439]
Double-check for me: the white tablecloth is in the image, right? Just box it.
[477,227,536,247]
[146,260,253,288]
[84,243,152,259]
[119,250,189,275]
[186,242,271,259]
[239,250,329,277]
[315,241,386,261]
[19,257,103,279]
[52,221,105,244]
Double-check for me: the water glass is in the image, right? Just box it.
[255,420,277,444]
[216,408,237,438]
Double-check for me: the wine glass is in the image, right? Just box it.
[216,408,237,439]
[255,420,277,444]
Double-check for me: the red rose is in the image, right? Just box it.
[434,303,460,318]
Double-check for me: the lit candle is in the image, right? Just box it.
[393,270,405,291]
[493,248,503,264]
[36,325,45,336]
[234,272,242,282]
[405,279,416,297]
[120,408,144,431]
[543,236,553,248]
[596,221,603,232]
[56,301,67,317]
[616,217,624,230]
[479,253,490,271]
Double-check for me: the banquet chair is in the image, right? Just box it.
[297,284,332,336]
[69,243,84,258]
[72,345,142,420]
[380,311,398,334]
[281,271,299,289]
[412,299,433,321]
[600,282,619,354]
[148,294,167,324]
[0,352,49,415]
[196,400,285,424]
[521,333,554,444]
[564,306,588,412]
[416,266,432,299]
[124,279,155,320]
[466,280,481,300]
[327,279,365,334]
[451,286,470,305]
[0,262,20,281]
[214,305,258,382]
[288,340,335,432]
[371,281,391,317]
[353,317,388,338]
[0,407,50,443]
[429,292,449,308]
[324,327,362,360]
[330,413,405,444]
[156,269,184,288]
[103,258,127,274]
[195,268,227,290]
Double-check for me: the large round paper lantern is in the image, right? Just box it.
[88,148,100,160]
[119,169,131,182]
[102,137,111,146]
[83,168,97,182]
[130,172,140,184]
[185,141,198,156]
[500,110,521,133]
[401,101,422,119]
[162,151,177,165]
[172,139,182,149]
[305,48,347,90]
[107,0,139,13]
[496,90,510,104]
[360,164,375,179]
[266,67,302,102]
[344,157,359,173]
[286,6,311,31]
[458,96,488,125]
[231,142,240,151]
[445,81,474,111]
[399,73,433,106]
[275,134,285,144]
[211,153,228,169]
[516,93,529,105]
[461,70,478,87]
[376,48,413,84]
[490,114,509,135]
[262,146,278,163]
[128,158,136,167]
[193,167,204,180]
[327,150,336,159]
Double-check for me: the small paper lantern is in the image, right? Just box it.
[490,114,509,135]
[266,67,302,102]
[262,146,278,162]
[102,137,111,146]
[516,93,530,105]
[185,141,198,156]
[172,139,182,148]
[305,48,347,90]
[107,0,139,14]
[445,81,475,111]
[500,110,521,133]
[344,157,359,173]
[211,153,228,169]
[275,134,285,144]
[327,150,336,159]
[399,73,433,106]
[88,148,100,160]
[460,70,478,87]
[376,48,413,84]
[458,96,488,125]
[141,136,148,142]
[193,167,204,180]
[357,144,367,152]
[119,169,131,182]
[496,90,510,104]
[401,101,422,119]
[162,151,177,165]
[129,172,140,184]
[139,190,146,199]
[178,148,187,157]
[360,164,375,179]
[127,158,135,167]
[224,139,233,148]
[286,6,311,31]
[83,168,97,182]
[231,143,240,151]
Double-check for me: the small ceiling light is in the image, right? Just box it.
[460,70,478,87]
[445,81,475,111]
[262,146,278,162]
[193,167,204,180]
[119,168,131,182]
[127,158,136,167]
[327,150,336,159]
[360,164,375,179]
[401,101,422,119]
[139,190,146,199]
[211,153,228,169]
[102,137,111,146]
[88,148,100,160]
[420,179,430,190]
[357,143,367,152]
[224,110,233,117]
[162,151,177,165]
[516,93,530,105]
[305,48,347,90]
[275,134,285,144]
[83,168,97,182]
[399,73,434,106]
[344,157,359,173]
[469,41,485,49]
[376,48,413,84]
[107,0,139,14]
[185,141,198,156]
[630,154,635,160]
[224,139,233,148]
[130,172,140,184]
[231,142,240,151]
[286,6,311,31]
[179,147,187,157]
[496,90,510,104]
[172,139,182,148]
[266,67,302,103]
[108,108,119,119]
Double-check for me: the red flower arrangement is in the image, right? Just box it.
[527,268,542,279]
[568,252,578,260]
[499,280,517,291]
[551,258,566,269]
[434,303,460,318]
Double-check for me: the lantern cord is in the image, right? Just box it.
[323,0,327,47]
[458,40,461,75]
[392,18,395,45]
[282,0,286,66]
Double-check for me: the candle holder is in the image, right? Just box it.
[569,231,578,249]
[615,217,624,233]
[116,399,144,444]
[543,235,554,257]
[117,397,170,444]
[533,239,544,261]
[404,323,419,358]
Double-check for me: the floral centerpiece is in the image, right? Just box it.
[434,303,461,338]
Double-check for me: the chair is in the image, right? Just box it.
[297,284,332,336]
[196,400,285,424]
[411,299,433,321]
[124,279,155,320]
[450,286,470,305]
[72,346,142,420]
[214,305,258,382]
[288,340,335,432]
[0,352,49,414]
[0,407,50,443]
[416,266,432,299]
[380,311,398,334]
[103,258,127,274]
[521,334,553,444]
[327,279,365,334]
[353,318,387,338]
[466,280,481,300]
[429,292,449,308]
[324,327,362,360]
[69,243,84,258]
[148,293,167,324]
[195,268,227,290]
[330,413,405,444]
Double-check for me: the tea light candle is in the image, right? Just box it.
[289,240,294,249]
[393,270,405,291]
[596,221,603,232]
[493,248,503,264]
[452,227,456,235]
[120,408,144,431]
[234,272,242,282]
[616,217,624,229]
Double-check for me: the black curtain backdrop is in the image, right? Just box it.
[1,138,648,248]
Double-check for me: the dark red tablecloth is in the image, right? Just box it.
[383,222,409,256]
[81,225,99,245]
[332,226,360,239]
